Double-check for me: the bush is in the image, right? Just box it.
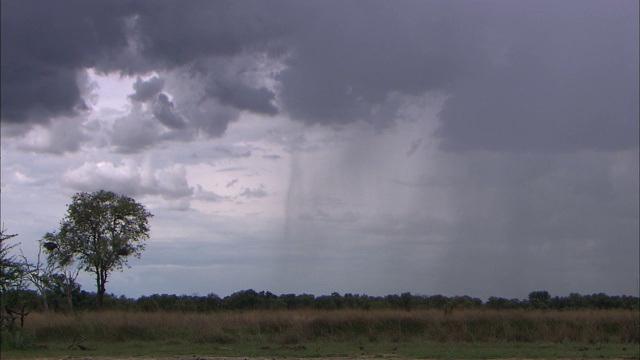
[1,329,36,349]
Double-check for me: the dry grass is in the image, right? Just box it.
[23,308,640,345]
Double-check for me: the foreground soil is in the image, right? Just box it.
[3,357,637,360]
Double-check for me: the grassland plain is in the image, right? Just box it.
[1,309,638,359]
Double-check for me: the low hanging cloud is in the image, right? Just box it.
[15,118,88,154]
[109,111,162,153]
[62,160,194,199]
[129,76,165,102]
[298,209,360,224]
[206,80,278,116]
[193,184,230,202]
[152,93,187,129]
[128,77,187,129]
[237,185,268,199]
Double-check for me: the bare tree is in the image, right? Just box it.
[19,241,58,312]
[1,225,25,331]
[43,232,81,312]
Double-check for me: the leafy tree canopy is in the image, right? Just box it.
[46,190,153,306]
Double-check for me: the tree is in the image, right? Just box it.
[46,190,153,307]
[400,292,413,312]
[0,226,21,295]
[1,226,28,332]
[42,232,81,312]
[47,273,81,312]
[528,290,551,309]
[18,241,57,312]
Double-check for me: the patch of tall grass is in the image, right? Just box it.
[21,308,640,346]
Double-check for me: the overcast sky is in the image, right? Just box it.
[1,0,638,300]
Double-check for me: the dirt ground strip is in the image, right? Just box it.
[8,358,411,360]
[4,357,429,360]
[10,357,628,360]
[89,358,627,360]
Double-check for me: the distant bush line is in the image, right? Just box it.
[3,289,638,313]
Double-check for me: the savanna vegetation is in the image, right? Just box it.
[1,306,638,358]
[2,287,638,358]
[2,191,639,358]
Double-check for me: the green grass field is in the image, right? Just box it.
[2,309,638,359]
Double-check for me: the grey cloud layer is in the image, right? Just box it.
[1,0,134,122]
[129,76,165,102]
[3,0,637,152]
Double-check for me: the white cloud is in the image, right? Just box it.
[238,185,268,199]
[62,159,193,200]
[15,117,88,154]
[193,184,229,202]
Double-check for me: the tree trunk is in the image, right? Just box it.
[96,269,107,308]
[96,273,104,308]
[63,269,79,313]
[41,288,49,313]
[33,281,49,313]
[97,287,105,307]
[65,279,74,313]
[66,290,74,312]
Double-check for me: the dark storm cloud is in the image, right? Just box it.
[130,0,293,68]
[152,93,186,129]
[275,0,638,151]
[435,1,640,152]
[276,1,474,125]
[0,0,286,128]
[206,81,278,115]
[0,0,134,123]
[2,0,638,152]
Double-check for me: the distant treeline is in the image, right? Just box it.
[3,288,638,313]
